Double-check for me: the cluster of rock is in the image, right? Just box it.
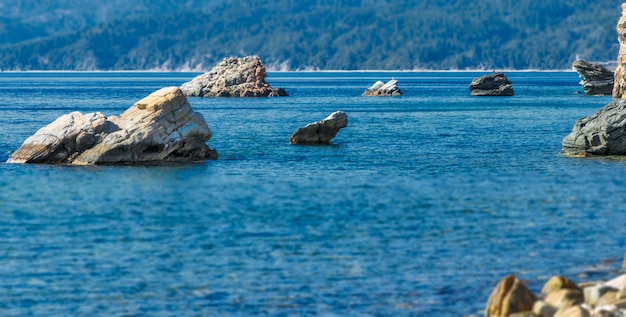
[290,111,348,144]
[614,3,626,98]
[179,56,288,97]
[485,273,626,317]
[561,4,626,157]
[572,60,614,96]
[362,79,403,96]
[468,72,514,96]
[6,87,217,165]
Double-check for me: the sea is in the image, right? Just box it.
[0,71,624,316]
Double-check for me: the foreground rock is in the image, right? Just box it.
[572,60,614,95]
[561,99,626,157]
[486,273,626,317]
[613,3,626,98]
[469,72,514,96]
[290,111,348,144]
[362,79,403,96]
[180,56,288,97]
[7,87,217,165]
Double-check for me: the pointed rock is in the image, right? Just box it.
[290,111,348,144]
[485,275,537,317]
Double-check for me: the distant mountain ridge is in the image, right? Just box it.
[0,0,623,70]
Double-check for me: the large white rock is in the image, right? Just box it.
[7,87,217,165]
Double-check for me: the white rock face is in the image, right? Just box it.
[7,87,217,165]
[362,79,402,96]
[180,56,288,97]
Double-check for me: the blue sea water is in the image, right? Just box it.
[0,71,625,316]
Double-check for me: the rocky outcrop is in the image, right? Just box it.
[7,87,217,165]
[572,60,614,95]
[469,72,514,96]
[485,273,626,317]
[180,56,288,97]
[290,111,348,144]
[561,99,626,157]
[613,3,626,98]
[362,79,402,96]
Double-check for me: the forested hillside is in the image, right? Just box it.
[0,0,623,70]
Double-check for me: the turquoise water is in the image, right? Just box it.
[0,71,624,316]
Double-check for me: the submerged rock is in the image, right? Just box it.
[290,111,348,144]
[614,3,626,98]
[572,60,614,95]
[469,72,514,96]
[362,79,403,96]
[7,87,217,165]
[180,56,288,97]
[561,99,626,157]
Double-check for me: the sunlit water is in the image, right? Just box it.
[0,71,624,316]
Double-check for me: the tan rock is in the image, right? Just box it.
[533,300,558,317]
[542,276,582,296]
[554,305,590,317]
[485,275,537,317]
[545,289,584,311]
[613,3,626,98]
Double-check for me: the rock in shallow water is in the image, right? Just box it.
[7,87,217,165]
[290,111,348,144]
[562,99,626,157]
[572,60,614,96]
[469,72,514,96]
[362,79,403,96]
[180,56,288,97]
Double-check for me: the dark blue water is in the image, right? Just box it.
[0,71,624,316]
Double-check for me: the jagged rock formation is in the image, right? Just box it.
[290,111,348,144]
[180,56,288,97]
[362,79,403,96]
[7,87,217,165]
[561,99,626,157]
[468,72,514,96]
[572,60,614,95]
[614,3,626,98]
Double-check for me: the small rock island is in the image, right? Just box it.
[290,111,348,144]
[7,87,217,165]
[180,56,288,97]
[469,72,514,96]
[362,79,403,96]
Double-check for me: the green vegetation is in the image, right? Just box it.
[0,0,623,70]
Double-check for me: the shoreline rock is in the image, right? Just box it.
[362,79,403,96]
[486,273,626,317]
[7,87,217,165]
[572,60,614,96]
[469,72,514,96]
[561,99,626,157]
[180,56,288,97]
[290,111,348,144]
[613,3,626,98]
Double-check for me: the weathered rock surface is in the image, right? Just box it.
[613,3,626,98]
[7,87,217,165]
[290,111,348,144]
[469,72,514,96]
[572,60,614,95]
[487,273,626,317]
[362,79,403,96]
[561,99,626,157]
[180,56,288,97]
[485,275,537,317]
